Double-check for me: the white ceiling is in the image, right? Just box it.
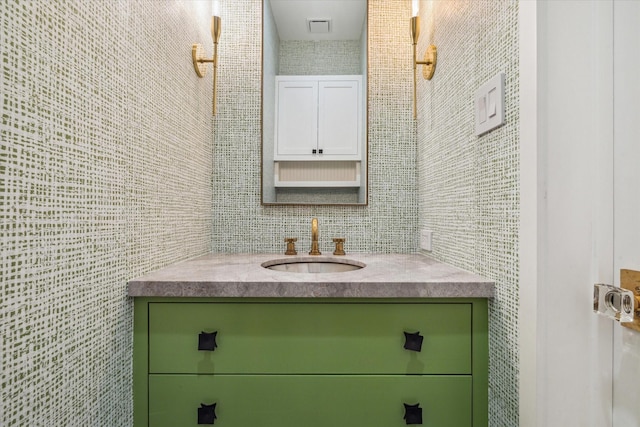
[268,0,367,41]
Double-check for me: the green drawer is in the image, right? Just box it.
[148,302,471,374]
[148,374,472,427]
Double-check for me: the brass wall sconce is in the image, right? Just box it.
[192,5,222,116]
[410,4,437,119]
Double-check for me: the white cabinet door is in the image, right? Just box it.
[318,80,361,157]
[274,79,318,158]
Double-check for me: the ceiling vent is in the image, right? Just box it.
[308,19,331,34]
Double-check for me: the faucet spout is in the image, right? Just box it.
[309,218,321,255]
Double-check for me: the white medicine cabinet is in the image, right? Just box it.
[274,75,363,161]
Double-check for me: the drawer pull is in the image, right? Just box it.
[403,331,424,352]
[403,403,423,425]
[197,403,217,424]
[198,331,218,351]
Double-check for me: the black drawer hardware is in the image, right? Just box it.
[198,331,218,351]
[197,403,217,424]
[312,149,317,154]
[403,331,424,352]
[318,149,323,154]
[403,403,423,425]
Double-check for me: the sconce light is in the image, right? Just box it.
[192,1,222,115]
[410,1,437,119]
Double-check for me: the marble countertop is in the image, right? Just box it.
[128,253,494,298]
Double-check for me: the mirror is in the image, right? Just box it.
[262,0,368,205]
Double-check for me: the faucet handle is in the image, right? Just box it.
[284,238,298,255]
[332,238,346,256]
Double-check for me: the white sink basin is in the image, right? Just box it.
[262,257,365,273]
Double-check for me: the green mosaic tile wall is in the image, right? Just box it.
[415,1,520,425]
[212,0,418,255]
[0,1,213,424]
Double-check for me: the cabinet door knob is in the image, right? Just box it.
[197,403,217,424]
[403,403,423,425]
[312,149,317,154]
[318,149,323,154]
[403,331,424,352]
[198,331,218,351]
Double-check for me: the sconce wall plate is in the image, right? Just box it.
[421,45,437,80]
[192,43,208,77]
[620,269,640,332]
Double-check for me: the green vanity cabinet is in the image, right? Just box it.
[133,298,488,426]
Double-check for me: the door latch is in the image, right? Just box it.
[593,269,640,332]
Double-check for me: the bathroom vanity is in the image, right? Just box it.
[128,254,494,427]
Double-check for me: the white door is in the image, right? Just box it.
[519,2,635,425]
[612,1,640,425]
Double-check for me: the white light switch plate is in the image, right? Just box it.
[475,72,505,136]
[420,230,433,251]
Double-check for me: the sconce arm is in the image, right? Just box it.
[415,45,437,78]
[196,58,217,64]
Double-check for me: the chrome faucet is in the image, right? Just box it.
[309,218,321,255]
